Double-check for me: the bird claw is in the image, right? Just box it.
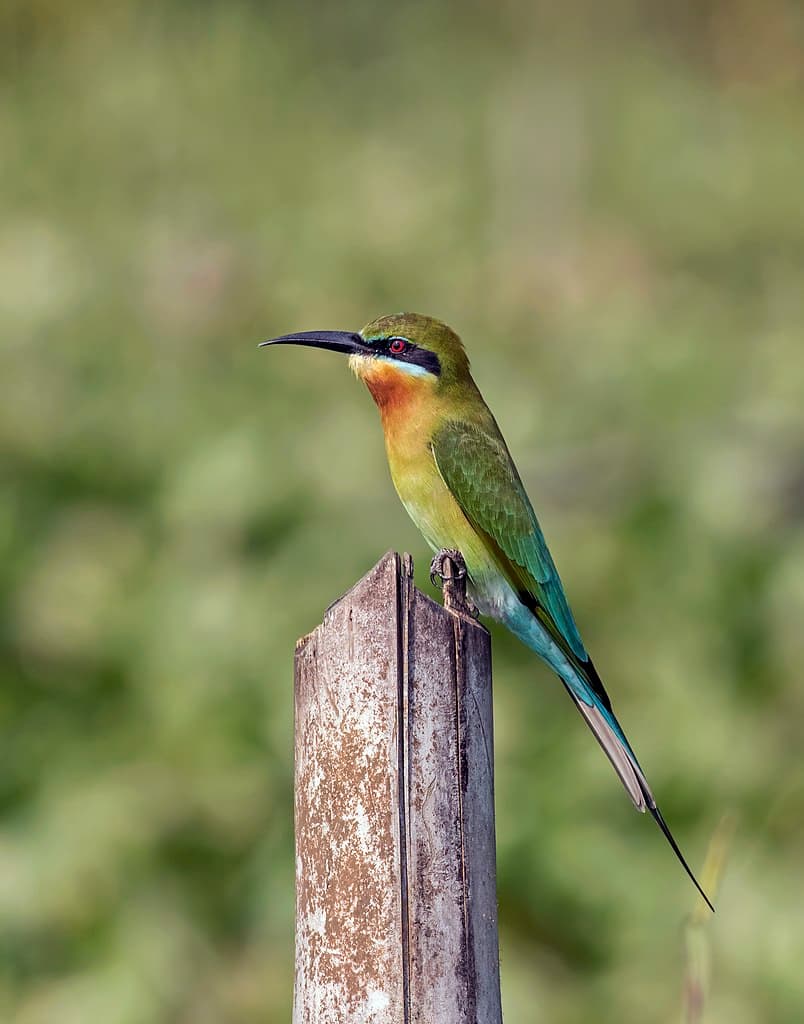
[430,549,479,617]
[430,549,467,587]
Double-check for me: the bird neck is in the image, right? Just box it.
[357,361,490,470]
[359,362,441,457]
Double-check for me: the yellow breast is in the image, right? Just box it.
[351,358,483,559]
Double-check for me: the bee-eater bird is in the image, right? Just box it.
[261,312,713,911]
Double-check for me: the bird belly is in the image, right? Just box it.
[390,450,581,694]
[388,449,493,576]
[390,461,519,607]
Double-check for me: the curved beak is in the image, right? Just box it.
[259,330,365,355]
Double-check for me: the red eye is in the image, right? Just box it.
[389,338,407,354]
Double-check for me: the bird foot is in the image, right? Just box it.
[430,549,466,586]
[430,549,478,617]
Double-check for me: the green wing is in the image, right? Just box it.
[432,419,587,663]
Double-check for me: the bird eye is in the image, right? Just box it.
[389,338,407,354]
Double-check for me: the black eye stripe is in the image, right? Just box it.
[363,334,441,376]
[408,348,441,376]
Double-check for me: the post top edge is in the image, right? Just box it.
[319,551,405,620]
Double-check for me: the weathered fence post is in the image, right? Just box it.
[293,551,502,1024]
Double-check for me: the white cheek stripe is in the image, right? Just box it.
[348,353,437,380]
[377,357,436,379]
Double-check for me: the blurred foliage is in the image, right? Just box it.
[1,1,803,1021]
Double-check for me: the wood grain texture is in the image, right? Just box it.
[293,551,502,1024]
[294,553,406,1024]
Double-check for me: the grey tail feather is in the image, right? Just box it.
[565,687,651,811]
[563,683,715,913]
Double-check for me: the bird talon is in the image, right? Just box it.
[429,549,467,588]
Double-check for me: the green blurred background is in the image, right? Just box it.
[2,1,803,1021]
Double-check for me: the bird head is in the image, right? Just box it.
[260,313,471,397]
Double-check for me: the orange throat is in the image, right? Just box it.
[350,357,438,451]
[355,360,423,415]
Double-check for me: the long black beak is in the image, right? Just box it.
[258,330,365,355]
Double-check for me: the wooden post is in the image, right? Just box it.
[293,551,502,1024]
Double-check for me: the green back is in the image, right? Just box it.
[432,419,587,662]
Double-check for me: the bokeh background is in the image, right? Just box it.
[2,1,803,1021]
